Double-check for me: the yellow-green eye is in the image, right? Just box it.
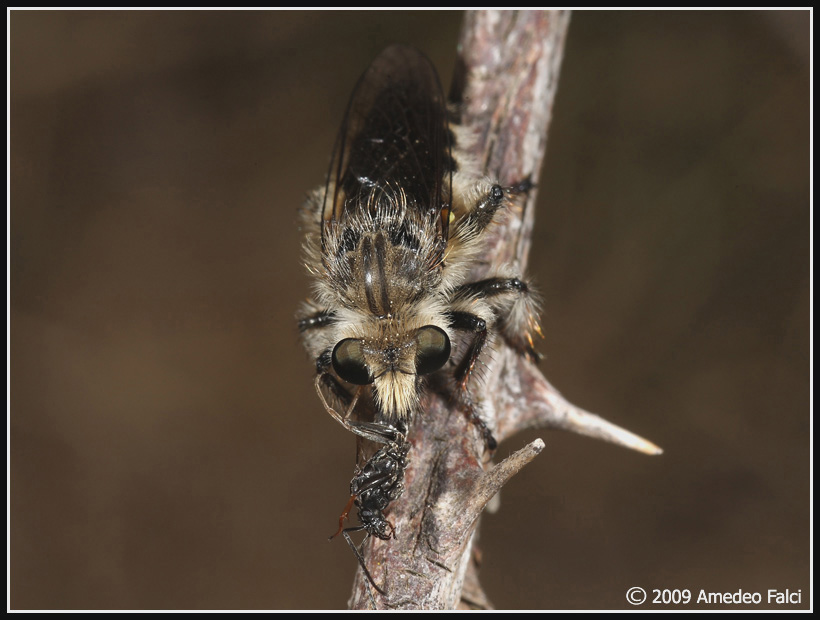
[415,326,451,375]
[332,338,373,385]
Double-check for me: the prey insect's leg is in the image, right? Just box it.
[330,494,358,540]
[347,422,406,445]
[342,529,386,598]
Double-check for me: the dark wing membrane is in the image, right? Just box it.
[321,45,452,248]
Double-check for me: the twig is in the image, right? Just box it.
[346,10,659,610]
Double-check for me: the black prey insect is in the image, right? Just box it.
[328,423,409,595]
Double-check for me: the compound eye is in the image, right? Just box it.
[332,338,373,385]
[415,326,451,375]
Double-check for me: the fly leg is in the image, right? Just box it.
[446,310,497,451]
[447,275,541,450]
[454,277,542,362]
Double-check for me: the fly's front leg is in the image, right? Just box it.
[315,351,393,444]
[299,307,365,435]
[314,343,406,446]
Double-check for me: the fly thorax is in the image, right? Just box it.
[328,219,442,314]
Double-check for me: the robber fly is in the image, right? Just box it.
[297,44,541,593]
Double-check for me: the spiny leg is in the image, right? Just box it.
[314,365,360,430]
[446,277,541,450]
[314,350,404,445]
[456,184,506,234]
[308,313,410,445]
[297,308,336,332]
[446,310,496,451]
[301,308,373,434]
[451,176,533,240]
[453,277,542,361]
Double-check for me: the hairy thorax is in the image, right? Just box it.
[323,202,445,318]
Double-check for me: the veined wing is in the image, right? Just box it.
[321,45,453,250]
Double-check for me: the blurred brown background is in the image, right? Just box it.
[10,10,809,610]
